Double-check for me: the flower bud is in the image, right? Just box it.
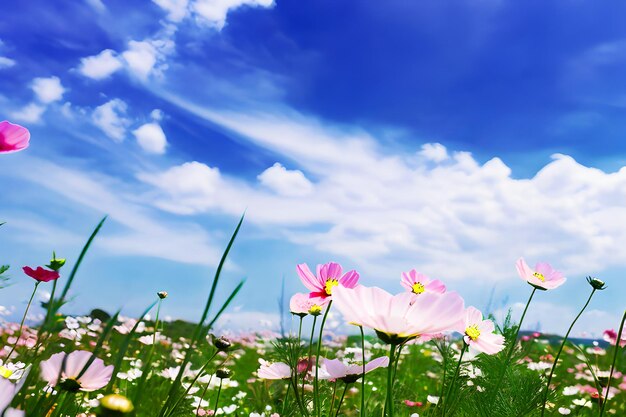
[97,394,135,415]
[213,335,232,351]
[216,367,232,379]
[586,276,607,290]
[47,252,66,271]
[157,291,168,299]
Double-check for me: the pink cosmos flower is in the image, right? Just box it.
[22,266,60,283]
[40,350,113,392]
[603,329,626,347]
[332,286,464,344]
[296,262,359,301]
[516,258,566,290]
[0,368,28,415]
[257,359,291,380]
[458,306,505,355]
[317,356,389,383]
[400,269,446,296]
[0,121,29,154]
[289,292,329,316]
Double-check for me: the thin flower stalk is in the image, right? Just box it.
[5,282,40,360]
[540,285,600,416]
[599,309,626,417]
[314,301,332,417]
[359,325,366,417]
[442,342,468,416]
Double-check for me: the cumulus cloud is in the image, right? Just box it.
[31,76,65,103]
[0,56,15,69]
[192,0,275,29]
[419,142,448,162]
[258,163,314,196]
[132,122,168,154]
[10,103,46,123]
[78,49,123,80]
[121,39,173,80]
[153,0,189,22]
[92,99,129,141]
[139,99,626,283]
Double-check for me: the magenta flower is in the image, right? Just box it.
[400,269,446,296]
[257,359,291,380]
[332,285,464,344]
[22,266,60,283]
[296,262,359,301]
[603,329,626,347]
[516,258,566,290]
[0,121,30,154]
[289,292,329,316]
[40,350,113,392]
[458,306,505,355]
[317,356,389,383]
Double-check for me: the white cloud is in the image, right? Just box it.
[258,163,313,196]
[121,38,175,80]
[419,142,448,162]
[10,103,46,123]
[132,122,168,154]
[141,97,626,283]
[92,99,129,141]
[138,162,222,214]
[192,0,275,29]
[78,49,123,80]
[153,0,189,22]
[0,56,15,69]
[31,76,65,103]
[85,0,106,12]
[0,155,223,266]
[122,41,157,80]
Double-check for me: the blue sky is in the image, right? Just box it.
[0,0,624,336]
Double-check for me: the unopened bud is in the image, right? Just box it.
[157,291,168,299]
[213,335,232,351]
[47,252,66,271]
[586,276,606,290]
[97,394,134,415]
[216,367,232,379]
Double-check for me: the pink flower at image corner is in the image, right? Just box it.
[400,269,446,296]
[22,266,60,283]
[296,262,359,302]
[0,121,30,154]
[516,258,566,290]
[40,350,113,392]
[459,306,505,355]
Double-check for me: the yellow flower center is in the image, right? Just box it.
[0,366,13,379]
[325,279,339,295]
[309,305,322,315]
[465,325,481,341]
[411,282,425,294]
[533,272,545,282]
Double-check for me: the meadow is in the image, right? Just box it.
[1,121,625,416]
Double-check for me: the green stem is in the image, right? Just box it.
[304,315,318,395]
[329,379,338,415]
[334,383,350,417]
[599,309,626,417]
[166,351,221,416]
[212,378,223,415]
[281,382,291,416]
[314,301,332,417]
[443,342,467,416]
[359,326,366,417]
[153,298,163,345]
[540,288,597,417]
[6,282,39,360]
[492,287,537,398]
[385,344,397,417]
[196,380,212,416]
